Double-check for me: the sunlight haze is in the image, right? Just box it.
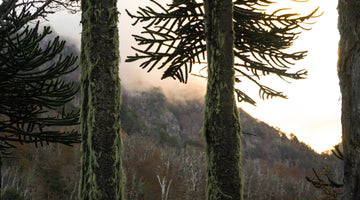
[47,0,341,153]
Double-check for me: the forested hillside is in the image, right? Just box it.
[2,87,343,199]
[122,87,337,168]
[1,38,343,200]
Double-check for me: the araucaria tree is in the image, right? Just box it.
[202,0,242,199]
[78,0,124,199]
[337,0,360,199]
[0,0,80,153]
[126,0,317,199]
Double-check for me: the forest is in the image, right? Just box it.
[1,0,359,200]
[1,82,344,199]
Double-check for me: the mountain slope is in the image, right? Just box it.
[42,35,344,199]
[121,87,338,169]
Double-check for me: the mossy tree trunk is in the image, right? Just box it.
[338,0,360,199]
[78,0,124,199]
[203,0,243,199]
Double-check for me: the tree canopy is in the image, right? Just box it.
[126,0,318,105]
[0,0,80,153]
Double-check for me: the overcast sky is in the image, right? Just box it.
[47,0,341,153]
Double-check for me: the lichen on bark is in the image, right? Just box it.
[79,0,124,199]
[203,0,243,199]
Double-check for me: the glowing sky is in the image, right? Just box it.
[240,0,341,153]
[47,0,341,153]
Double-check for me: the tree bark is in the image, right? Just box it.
[203,0,243,199]
[338,0,360,199]
[78,0,124,199]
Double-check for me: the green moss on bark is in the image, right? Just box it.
[203,0,243,199]
[79,0,124,199]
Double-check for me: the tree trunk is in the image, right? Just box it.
[338,0,360,199]
[203,0,243,199]
[78,0,124,199]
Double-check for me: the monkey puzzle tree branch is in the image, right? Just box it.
[0,5,80,153]
[126,0,318,104]
[306,168,343,189]
[0,0,79,34]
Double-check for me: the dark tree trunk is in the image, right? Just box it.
[0,152,2,198]
[338,0,360,199]
[78,0,124,199]
[203,0,243,199]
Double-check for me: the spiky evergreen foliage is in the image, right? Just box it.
[0,0,79,30]
[306,144,344,189]
[126,0,318,105]
[0,1,80,153]
[305,145,343,199]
